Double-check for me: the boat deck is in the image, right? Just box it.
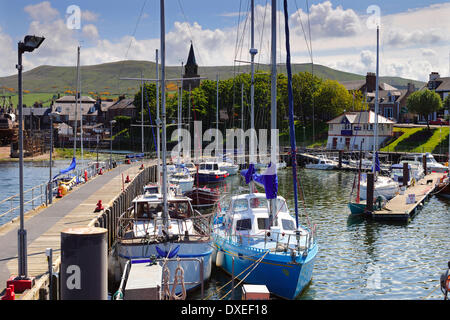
[371,172,446,221]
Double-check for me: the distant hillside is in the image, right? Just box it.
[0,60,425,94]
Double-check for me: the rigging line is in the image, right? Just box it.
[256,0,269,72]
[305,0,316,145]
[177,0,204,67]
[115,0,148,95]
[293,0,312,63]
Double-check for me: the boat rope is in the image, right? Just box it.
[429,180,449,196]
[168,259,187,300]
[218,249,270,300]
[421,283,441,300]
[202,249,269,300]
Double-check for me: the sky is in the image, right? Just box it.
[0,0,449,82]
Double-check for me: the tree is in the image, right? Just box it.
[313,79,353,121]
[444,95,450,120]
[406,89,443,130]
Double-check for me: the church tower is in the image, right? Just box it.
[183,42,200,91]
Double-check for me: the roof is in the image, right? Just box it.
[340,80,365,91]
[327,111,395,124]
[52,102,98,119]
[108,98,135,110]
[55,95,96,103]
[22,107,51,116]
[186,42,197,66]
[435,77,450,92]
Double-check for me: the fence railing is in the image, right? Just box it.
[0,161,117,225]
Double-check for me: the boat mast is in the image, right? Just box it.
[141,71,144,154]
[216,73,219,159]
[73,46,80,159]
[270,0,277,222]
[249,0,257,193]
[160,0,168,229]
[372,26,380,175]
[78,46,83,164]
[156,49,161,184]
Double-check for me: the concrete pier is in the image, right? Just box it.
[0,160,157,299]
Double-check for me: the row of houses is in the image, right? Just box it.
[326,71,450,151]
[21,95,137,144]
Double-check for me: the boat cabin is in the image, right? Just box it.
[223,194,297,237]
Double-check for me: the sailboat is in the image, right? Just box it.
[350,27,398,206]
[212,0,317,299]
[115,0,213,297]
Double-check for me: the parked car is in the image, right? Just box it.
[429,118,449,125]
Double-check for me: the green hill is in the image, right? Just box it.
[0,60,425,95]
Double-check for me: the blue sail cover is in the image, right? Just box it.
[240,163,278,200]
[240,163,256,184]
[53,157,76,180]
[283,0,300,228]
[372,152,381,172]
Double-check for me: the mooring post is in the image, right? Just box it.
[403,162,409,187]
[60,227,108,300]
[422,154,427,176]
[366,172,374,212]
[338,150,343,169]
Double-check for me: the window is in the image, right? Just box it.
[213,164,219,170]
[233,199,248,212]
[281,219,296,231]
[276,199,288,212]
[249,197,268,209]
[236,219,252,231]
[257,218,270,230]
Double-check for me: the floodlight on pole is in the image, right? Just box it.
[11,35,45,292]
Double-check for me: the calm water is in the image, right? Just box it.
[1,162,448,299]
[194,169,449,300]
[0,159,92,225]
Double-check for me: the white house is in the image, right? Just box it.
[326,111,395,151]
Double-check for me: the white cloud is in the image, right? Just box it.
[83,24,99,40]
[0,26,15,77]
[290,1,362,39]
[1,1,449,83]
[24,1,59,22]
[82,10,99,22]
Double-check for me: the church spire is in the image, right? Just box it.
[183,41,200,90]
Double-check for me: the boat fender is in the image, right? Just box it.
[216,250,224,268]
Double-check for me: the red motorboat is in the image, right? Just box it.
[183,187,220,208]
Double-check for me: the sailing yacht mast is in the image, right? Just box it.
[216,73,219,157]
[160,0,168,229]
[156,49,161,184]
[73,46,80,159]
[372,26,380,174]
[78,46,83,163]
[270,0,277,223]
[249,0,257,193]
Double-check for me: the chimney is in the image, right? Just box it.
[429,72,440,81]
[366,72,376,93]
[407,83,415,93]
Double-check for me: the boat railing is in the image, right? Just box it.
[214,225,317,255]
[117,214,212,242]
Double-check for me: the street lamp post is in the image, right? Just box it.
[11,35,45,291]
[110,120,116,169]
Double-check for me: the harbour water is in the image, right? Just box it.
[1,163,448,300]
[193,169,449,300]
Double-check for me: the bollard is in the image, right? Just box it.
[94,200,104,212]
[60,227,108,300]
[366,172,374,213]
[84,170,88,182]
[403,162,409,187]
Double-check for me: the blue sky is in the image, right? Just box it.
[0,0,449,81]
